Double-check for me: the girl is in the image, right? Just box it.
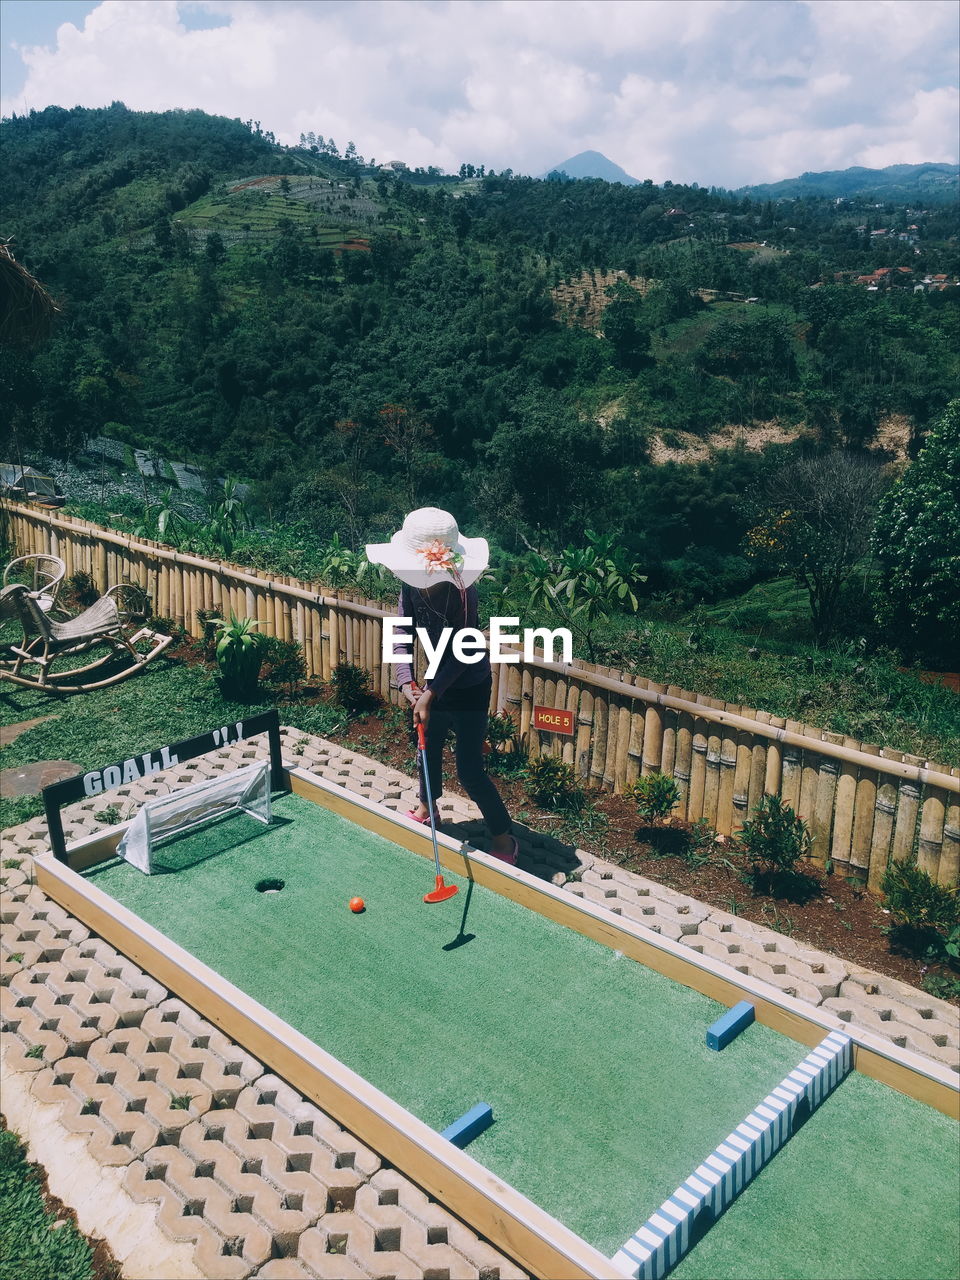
[366,508,518,863]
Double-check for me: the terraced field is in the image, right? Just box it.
[175,173,383,247]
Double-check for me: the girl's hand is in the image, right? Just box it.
[412,689,434,726]
[403,683,422,708]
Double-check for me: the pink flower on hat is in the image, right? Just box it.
[417,539,464,575]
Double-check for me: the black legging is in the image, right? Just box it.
[418,676,512,837]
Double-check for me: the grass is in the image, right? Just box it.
[561,594,960,768]
[0,658,344,830]
[0,1127,97,1280]
[697,577,811,633]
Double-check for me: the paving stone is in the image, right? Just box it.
[677,934,824,1004]
[0,863,30,892]
[2,1056,203,1279]
[820,998,958,1067]
[842,969,960,1023]
[190,1225,259,1279]
[295,1227,370,1278]
[249,1076,381,1180]
[180,1113,352,1225]
[827,984,959,1067]
[692,922,846,999]
[355,1182,477,1274]
[365,1170,527,1278]
[255,1260,313,1279]
[1,980,69,1071]
[298,1210,422,1278]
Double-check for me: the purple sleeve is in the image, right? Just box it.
[393,591,415,690]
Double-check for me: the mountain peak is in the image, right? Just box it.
[541,150,640,185]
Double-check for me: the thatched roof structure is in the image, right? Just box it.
[0,241,61,347]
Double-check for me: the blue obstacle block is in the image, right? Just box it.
[706,1000,755,1051]
[441,1102,494,1149]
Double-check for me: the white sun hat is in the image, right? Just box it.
[366,508,489,588]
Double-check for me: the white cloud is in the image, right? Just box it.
[855,86,960,169]
[1,0,956,186]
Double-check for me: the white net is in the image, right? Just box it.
[117,761,272,874]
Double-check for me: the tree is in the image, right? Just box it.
[513,529,646,661]
[602,282,650,370]
[871,400,960,664]
[204,231,226,265]
[744,453,889,645]
[379,403,436,507]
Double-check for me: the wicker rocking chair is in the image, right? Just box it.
[2,553,67,616]
[0,582,172,692]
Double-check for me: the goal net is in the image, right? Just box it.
[117,761,272,874]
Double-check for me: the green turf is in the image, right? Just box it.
[672,1071,960,1280]
[87,793,806,1256]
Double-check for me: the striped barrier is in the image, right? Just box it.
[612,1030,853,1279]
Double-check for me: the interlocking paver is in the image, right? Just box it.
[295,1226,370,1278]
[821,998,957,1065]
[255,1260,313,1279]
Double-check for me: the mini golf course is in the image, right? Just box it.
[79,791,959,1279]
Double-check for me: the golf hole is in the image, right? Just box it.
[256,878,285,895]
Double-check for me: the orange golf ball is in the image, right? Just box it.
[349,896,365,913]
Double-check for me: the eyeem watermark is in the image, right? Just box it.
[382,617,572,679]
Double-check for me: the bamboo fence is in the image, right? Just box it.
[5,501,958,889]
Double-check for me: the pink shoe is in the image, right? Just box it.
[407,807,441,826]
[489,836,519,866]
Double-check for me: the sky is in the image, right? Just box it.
[1,0,957,187]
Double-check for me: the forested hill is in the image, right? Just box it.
[736,162,960,203]
[2,104,958,575]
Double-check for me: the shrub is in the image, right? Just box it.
[881,860,959,963]
[66,570,98,607]
[331,661,375,714]
[152,615,189,648]
[679,819,724,869]
[485,711,516,753]
[195,608,223,662]
[214,614,265,699]
[260,636,307,697]
[525,755,582,809]
[738,794,812,877]
[631,772,680,823]
[881,859,959,933]
[922,972,960,1002]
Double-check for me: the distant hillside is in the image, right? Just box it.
[737,162,959,203]
[542,150,640,185]
[2,103,958,592]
